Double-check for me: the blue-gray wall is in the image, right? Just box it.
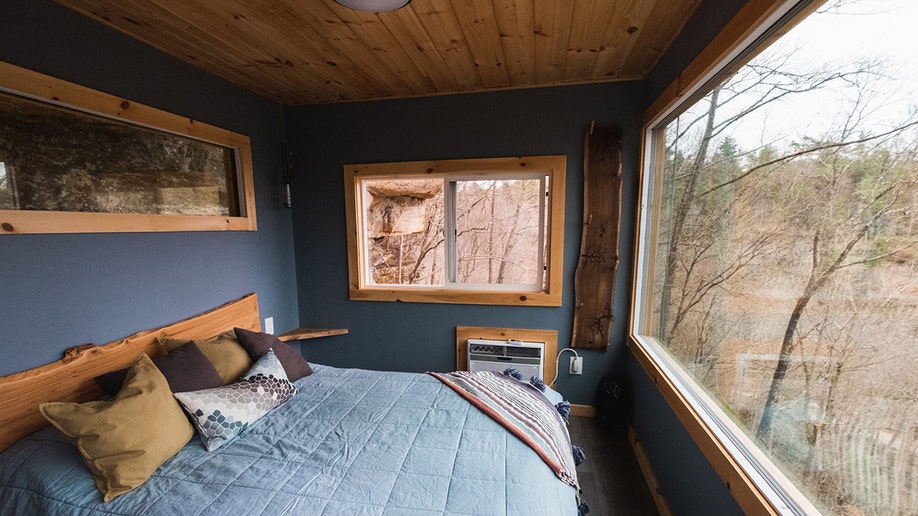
[284,83,641,404]
[0,0,298,376]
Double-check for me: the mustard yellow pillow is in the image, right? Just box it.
[40,354,193,502]
[158,330,251,384]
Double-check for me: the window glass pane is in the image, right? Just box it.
[646,1,918,513]
[456,178,544,287]
[362,177,445,286]
[0,91,239,216]
[0,162,12,210]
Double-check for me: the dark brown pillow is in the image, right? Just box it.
[94,341,224,396]
[157,331,251,384]
[234,327,313,381]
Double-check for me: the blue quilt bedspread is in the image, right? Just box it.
[0,365,578,515]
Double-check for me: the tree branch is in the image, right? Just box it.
[701,119,918,197]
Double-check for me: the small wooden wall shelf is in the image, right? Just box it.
[277,328,348,342]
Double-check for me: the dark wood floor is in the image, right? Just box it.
[568,416,659,516]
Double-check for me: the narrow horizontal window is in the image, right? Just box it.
[0,61,256,234]
[0,91,239,217]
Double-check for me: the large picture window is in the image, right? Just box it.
[344,156,565,306]
[634,0,918,513]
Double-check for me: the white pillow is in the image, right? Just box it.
[173,349,297,451]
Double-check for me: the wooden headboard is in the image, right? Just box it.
[0,293,261,453]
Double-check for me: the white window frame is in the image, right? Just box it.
[630,0,826,513]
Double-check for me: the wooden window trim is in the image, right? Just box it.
[0,61,256,234]
[631,0,826,514]
[628,336,784,515]
[643,0,823,127]
[344,155,565,307]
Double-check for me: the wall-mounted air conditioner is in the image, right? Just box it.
[467,339,544,380]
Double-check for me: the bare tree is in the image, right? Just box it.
[756,109,918,439]
[658,59,879,350]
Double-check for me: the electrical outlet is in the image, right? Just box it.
[570,356,583,375]
[264,317,274,335]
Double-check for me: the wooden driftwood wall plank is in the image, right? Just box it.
[572,125,622,350]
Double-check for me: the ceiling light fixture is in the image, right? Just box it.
[333,0,410,12]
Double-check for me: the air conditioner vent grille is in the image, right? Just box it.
[467,339,545,379]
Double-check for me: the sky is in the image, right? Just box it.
[723,0,918,151]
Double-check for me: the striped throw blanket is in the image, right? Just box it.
[427,370,580,491]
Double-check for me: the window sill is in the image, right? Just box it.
[626,333,819,516]
[349,286,562,307]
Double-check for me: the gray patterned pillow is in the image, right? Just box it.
[173,349,297,451]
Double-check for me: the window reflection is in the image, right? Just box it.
[0,91,238,216]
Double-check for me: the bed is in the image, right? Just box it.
[0,294,586,515]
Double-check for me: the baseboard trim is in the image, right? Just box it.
[628,423,673,516]
[570,404,595,417]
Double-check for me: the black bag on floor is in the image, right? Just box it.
[594,376,627,434]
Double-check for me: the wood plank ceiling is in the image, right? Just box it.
[55,0,701,105]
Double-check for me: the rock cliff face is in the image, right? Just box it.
[0,91,236,215]
[365,179,443,237]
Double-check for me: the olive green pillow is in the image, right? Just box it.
[40,354,193,502]
[158,330,252,384]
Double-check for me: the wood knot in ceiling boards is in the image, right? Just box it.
[519,295,527,302]
[519,161,527,167]
[120,101,130,110]
[1,222,14,233]
[627,26,639,35]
